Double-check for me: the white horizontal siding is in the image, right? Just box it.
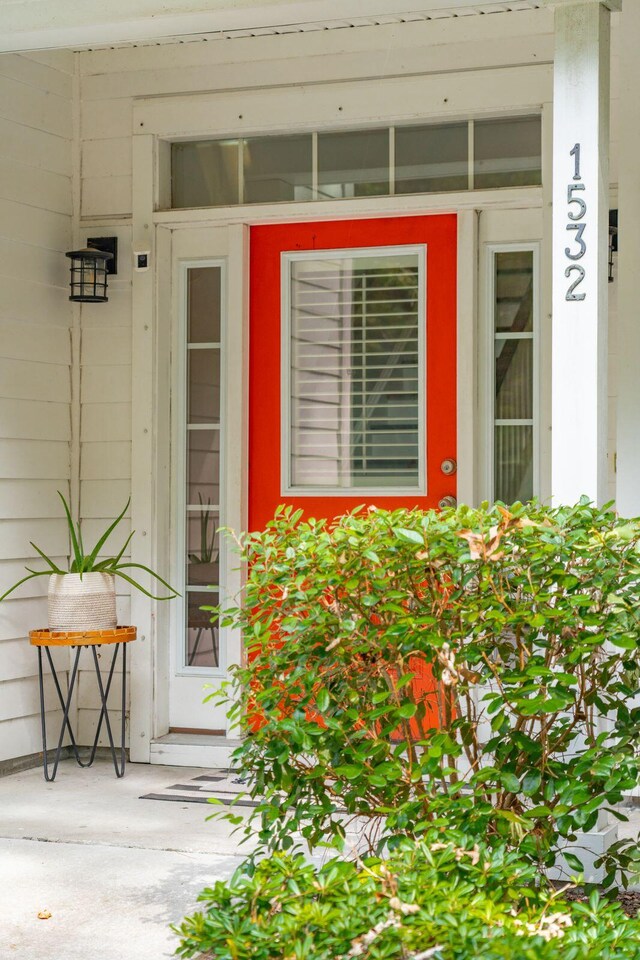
[80,441,131,480]
[0,558,67,599]
[0,53,72,765]
[0,321,71,364]
[0,712,67,761]
[0,117,71,177]
[0,398,70,441]
[0,199,71,251]
[0,674,60,723]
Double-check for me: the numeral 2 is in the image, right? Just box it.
[565,264,586,301]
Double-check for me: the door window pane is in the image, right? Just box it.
[187,429,220,506]
[172,140,239,208]
[495,425,533,504]
[317,129,389,199]
[188,267,221,342]
[182,265,223,670]
[188,349,221,424]
[243,135,313,203]
[493,249,535,504]
[395,123,468,194]
[494,250,534,333]
[287,248,424,491]
[186,592,219,668]
[474,116,542,189]
[495,339,533,420]
[187,512,220,587]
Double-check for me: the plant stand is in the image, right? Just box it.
[30,626,136,782]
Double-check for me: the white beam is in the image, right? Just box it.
[550,1,610,505]
[615,1,640,517]
[1,0,502,54]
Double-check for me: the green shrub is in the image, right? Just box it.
[174,835,640,959]
[213,501,640,882]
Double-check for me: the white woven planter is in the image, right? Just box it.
[48,573,117,632]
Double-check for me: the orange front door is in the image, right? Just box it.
[249,214,457,529]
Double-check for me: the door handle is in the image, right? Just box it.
[438,495,457,509]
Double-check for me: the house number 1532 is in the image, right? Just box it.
[565,143,587,301]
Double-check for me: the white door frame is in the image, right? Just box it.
[128,89,550,763]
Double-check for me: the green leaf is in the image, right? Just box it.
[393,527,424,546]
[521,771,541,796]
[396,703,417,719]
[500,772,521,793]
[58,490,84,572]
[316,689,330,713]
[29,542,64,574]
[564,852,584,873]
[113,562,179,598]
[333,765,363,781]
[0,569,53,603]
[85,498,131,570]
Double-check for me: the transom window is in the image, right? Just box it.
[170,115,541,209]
[283,246,426,494]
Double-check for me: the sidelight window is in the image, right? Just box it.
[490,247,537,503]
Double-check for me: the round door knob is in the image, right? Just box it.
[440,458,457,476]
[438,495,457,509]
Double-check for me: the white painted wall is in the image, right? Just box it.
[0,50,74,764]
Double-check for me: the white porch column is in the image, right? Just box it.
[549,0,616,505]
[616,1,640,517]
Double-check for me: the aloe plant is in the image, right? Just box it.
[0,491,178,602]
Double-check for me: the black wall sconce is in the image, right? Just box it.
[65,237,118,302]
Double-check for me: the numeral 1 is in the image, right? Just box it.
[570,143,581,181]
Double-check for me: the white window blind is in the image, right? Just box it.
[284,247,425,493]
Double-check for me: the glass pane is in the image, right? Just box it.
[188,267,221,343]
[495,339,533,420]
[187,513,220,587]
[317,130,389,199]
[289,250,422,489]
[395,123,468,194]
[172,140,239,208]
[243,135,313,203]
[187,429,220,507]
[474,116,542,189]
[495,250,534,333]
[186,591,219,668]
[494,425,533,503]
[188,349,221,424]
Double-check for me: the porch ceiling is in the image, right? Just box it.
[1,0,543,53]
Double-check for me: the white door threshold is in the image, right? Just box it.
[150,733,240,768]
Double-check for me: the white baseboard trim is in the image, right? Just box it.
[149,733,240,768]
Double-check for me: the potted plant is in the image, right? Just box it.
[0,492,178,632]
[187,494,219,587]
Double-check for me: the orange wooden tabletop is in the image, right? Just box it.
[29,626,137,647]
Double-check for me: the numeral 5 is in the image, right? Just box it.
[567,183,586,220]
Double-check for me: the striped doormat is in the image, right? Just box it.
[140,769,258,807]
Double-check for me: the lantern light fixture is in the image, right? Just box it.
[65,237,117,303]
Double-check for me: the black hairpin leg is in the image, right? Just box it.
[91,643,127,778]
[38,642,128,781]
[38,645,82,782]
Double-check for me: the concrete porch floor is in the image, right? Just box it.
[0,759,252,960]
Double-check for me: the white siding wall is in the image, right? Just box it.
[0,50,74,763]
